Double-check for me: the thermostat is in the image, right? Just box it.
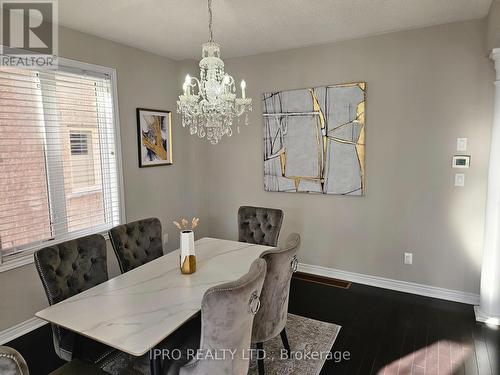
[452,155,470,169]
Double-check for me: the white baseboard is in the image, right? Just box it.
[298,263,480,305]
[0,317,47,345]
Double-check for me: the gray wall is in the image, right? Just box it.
[0,26,208,331]
[0,18,495,332]
[488,0,500,50]
[203,19,494,294]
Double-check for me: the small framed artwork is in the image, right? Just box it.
[136,108,173,167]
[452,155,470,169]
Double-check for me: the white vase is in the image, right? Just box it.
[180,230,196,274]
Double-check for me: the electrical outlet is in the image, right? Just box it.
[404,252,413,265]
[163,233,169,246]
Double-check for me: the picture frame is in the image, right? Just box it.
[136,108,173,167]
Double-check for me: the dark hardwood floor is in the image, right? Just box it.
[6,323,64,375]
[289,278,499,375]
[6,278,499,374]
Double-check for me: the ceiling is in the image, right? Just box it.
[58,0,492,61]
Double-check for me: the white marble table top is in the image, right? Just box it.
[35,237,273,356]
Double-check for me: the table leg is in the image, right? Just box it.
[149,347,162,375]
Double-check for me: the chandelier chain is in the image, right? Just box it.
[208,0,214,42]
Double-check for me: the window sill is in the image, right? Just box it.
[0,232,110,273]
[68,186,102,198]
[0,252,36,273]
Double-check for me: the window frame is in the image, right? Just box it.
[0,57,126,272]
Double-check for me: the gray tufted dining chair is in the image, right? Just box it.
[251,233,301,375]
[162,258,267,375]
[0,346,29,375]
[108,217,164,273]
[238,206,284,247]
[33,234,127,369]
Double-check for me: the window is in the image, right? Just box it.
[0,60,123,265]
[70,131,90,155]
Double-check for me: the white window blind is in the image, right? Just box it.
[0,63,123,262]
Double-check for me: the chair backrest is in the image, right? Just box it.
[108,218,163,273]
[180,258,267,375]
[34,234,108,361]
[238,206,284,247]
[0,346,29,375]
[252,233,301,343]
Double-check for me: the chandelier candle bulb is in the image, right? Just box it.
[185,75,191,96]
[241,80,246,99]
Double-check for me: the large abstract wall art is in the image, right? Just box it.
[262,82,366,196]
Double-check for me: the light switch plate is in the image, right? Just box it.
[457,138,467,152]
[404,252,413,265]
[455,173,465,187]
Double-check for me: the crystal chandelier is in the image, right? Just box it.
[177,0,252,144]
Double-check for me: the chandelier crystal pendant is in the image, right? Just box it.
[177,0,252,144]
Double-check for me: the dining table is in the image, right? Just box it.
[35,237,273,374]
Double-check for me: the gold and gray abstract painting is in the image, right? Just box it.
[263,82,366,195]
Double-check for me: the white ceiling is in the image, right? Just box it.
[58,0,492,61]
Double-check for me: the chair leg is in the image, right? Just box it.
[256,342,265,375]
[280,328,291,358]
[149,347,162,375]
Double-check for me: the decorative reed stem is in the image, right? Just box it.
[173,217,200,231]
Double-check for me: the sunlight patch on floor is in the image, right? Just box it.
[377,340,472,375]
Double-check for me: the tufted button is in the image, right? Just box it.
[90,257,96,264]
[56,269,62,276]
[83,274,90,281]
[124,243,129,249]
[77,247,83,254]
[72,263,77,270]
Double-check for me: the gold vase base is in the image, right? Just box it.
[181,255,196,274]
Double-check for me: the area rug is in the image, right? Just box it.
[248,313,341,375]
[105,313,340,375]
